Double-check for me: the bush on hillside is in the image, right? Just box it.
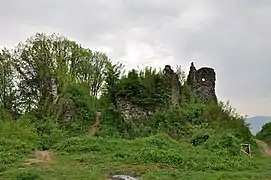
[111,99,252,143]
[0,114,39,172]
[57,82,96,124]
[217,102,252,143]
[0,108,13,121]
[116,68,170,110]
[16,170,43,180]
[256,121,271,144]
[35,118,66,150]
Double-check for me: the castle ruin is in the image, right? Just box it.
[116,62,217,121]
[163,65,181,105]
[187,62,217,103]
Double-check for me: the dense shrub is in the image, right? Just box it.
[116,68,169,110]
[256,121,271,144]
[16,170,43,180]
[0,114,38,172]
[35,118,66,150]
[111,99,252,143]
[59,82,96,124]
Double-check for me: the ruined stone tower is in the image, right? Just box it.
[163,65,181,105]
[187,62,217,103]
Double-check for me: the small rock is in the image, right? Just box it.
[108,174,140,180]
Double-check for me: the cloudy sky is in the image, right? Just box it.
[1,0,270,117]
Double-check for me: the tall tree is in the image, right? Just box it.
[0,49,17,111]
[10,33,112,112]
[103,62,124,106]
[75,51,111,97]
[11,33,89,110]
[175,65,186,85]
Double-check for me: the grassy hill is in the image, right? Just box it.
[1,33,271,180]
[0,97,270,179]
[0,126,271,180]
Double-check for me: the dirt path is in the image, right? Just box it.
[24,150,55,165]
[255,139,271,156]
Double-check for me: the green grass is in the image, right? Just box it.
[1,134,271,180]
[0,117,38,174]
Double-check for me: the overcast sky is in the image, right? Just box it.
[1,0,270,117]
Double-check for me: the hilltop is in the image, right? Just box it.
[0,33,270,180]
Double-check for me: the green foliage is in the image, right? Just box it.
[204,133,242,156]
[0,32,258,179]
[216,101,252,143]
[16,170,42,180]
[99,105,123,138]
[5,33,111,114]
[0,115,38,172]
[256,121,271,144]
[54,134,256,171]
[101,62,124,107]
[43,82,97,136]
[114,99,252,143]
[0,108,13,121]
[190,134,210,146]
[175,65,187,85]
[0,114,38,145]
[116,68,169,110]
[0,49,17,111]
[35,118,66,150]
[61,82,96,121]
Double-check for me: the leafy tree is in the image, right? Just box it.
[256,121,271,144]
[75,50,111,98]
[101,62,124,107]
[12,33,82,111]
[9,33,110,113]
[175,65,186,85]
[89,52,110,98]
[0,49,18,112]
[138,67,170,108]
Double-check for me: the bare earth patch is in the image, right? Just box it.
[255,139,271,156]
[24,150,55,165]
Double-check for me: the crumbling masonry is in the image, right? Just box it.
[116,62,217,121]
[187,62,217,103]
[163,65,181,105]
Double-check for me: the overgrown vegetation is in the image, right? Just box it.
[256,121,271,144]
[0,33,268,179]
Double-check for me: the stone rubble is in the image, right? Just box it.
[108,174,140,180]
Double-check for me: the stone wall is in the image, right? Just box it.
[115,97,151,121]
[115,63,217,121]
[163,65,181,105]
[187,62,217,102]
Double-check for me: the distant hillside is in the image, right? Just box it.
[246,116,271,135]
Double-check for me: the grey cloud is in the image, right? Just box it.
[0,0,270,116]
